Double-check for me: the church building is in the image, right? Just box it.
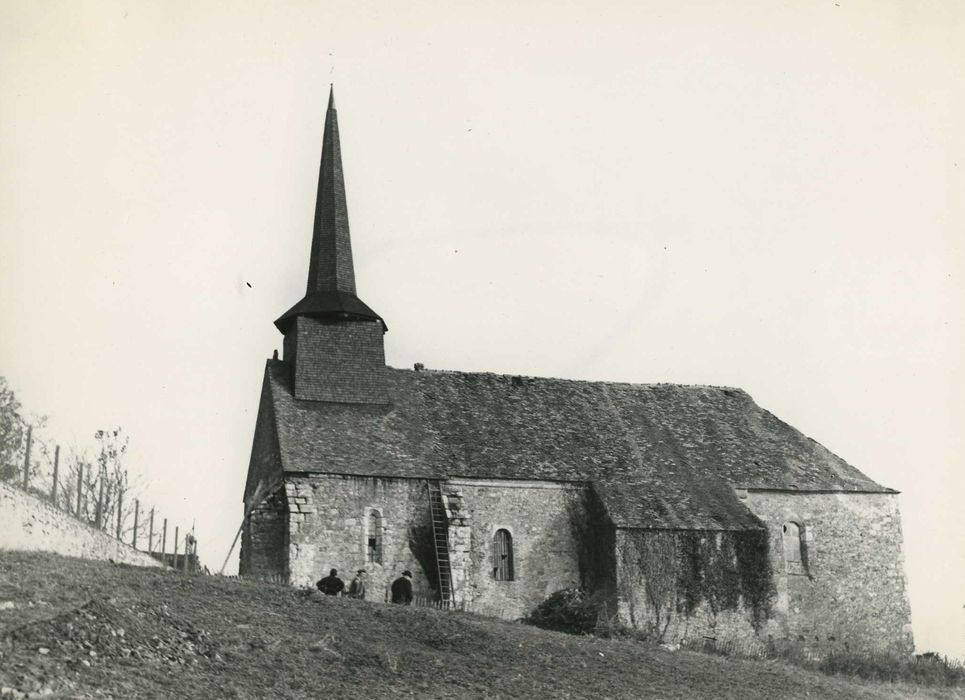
[240,89,914,656]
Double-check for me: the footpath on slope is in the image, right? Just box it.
[0,551,957,699]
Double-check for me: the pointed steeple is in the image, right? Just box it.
[275,86,384,333]
[306,85,355,295]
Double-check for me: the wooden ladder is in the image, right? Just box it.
[427,481,453,608]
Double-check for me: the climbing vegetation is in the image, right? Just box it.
[557,489,775,640]
[618,529,775,636]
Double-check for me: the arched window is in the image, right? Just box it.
[492,529,514,581]
[366,509,383,564]
[782,521,806,574]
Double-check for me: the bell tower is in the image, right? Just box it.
[275,87,388,404]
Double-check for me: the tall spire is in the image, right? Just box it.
[275,86,384,333]
[306,85,356,295]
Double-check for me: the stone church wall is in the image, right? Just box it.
[282,474,435,600]
[246,474,583,618]
[239,486,289,579]
[445,478,582,620]
[745,490,913,656]
[615,491,913,657]
[614,528,772,649]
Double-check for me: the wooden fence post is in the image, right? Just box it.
[132,500,140,549]
[51,445,60,505]
[116,488,124,539]
[95,470,106,529]
[161,518,167,557]
[76,464,83,516]
[22,426,32,490]
[148,508,155,553]
[173,526,180,570]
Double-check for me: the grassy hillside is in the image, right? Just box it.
[0,552,958,699]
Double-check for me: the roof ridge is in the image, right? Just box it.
[387,364,748,393]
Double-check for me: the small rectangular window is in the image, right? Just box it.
[367,509,383,564]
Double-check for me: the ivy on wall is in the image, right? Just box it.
[564,485,775,637]
[618,529,775,636]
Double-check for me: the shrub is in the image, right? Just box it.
[523,588,602,636]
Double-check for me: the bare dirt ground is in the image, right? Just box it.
[0,551,960,699]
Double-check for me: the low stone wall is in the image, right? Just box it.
[0,480,164,569]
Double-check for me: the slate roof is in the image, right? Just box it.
[256,360,892,530]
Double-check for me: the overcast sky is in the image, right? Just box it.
[1,1,962,658]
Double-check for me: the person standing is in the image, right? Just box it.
[348,569,367,599]
[390,570,413,605]
[316,568,345,596]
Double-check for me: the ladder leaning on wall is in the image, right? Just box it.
[426,481,453,608]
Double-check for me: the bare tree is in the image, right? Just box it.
[0,376,25,480]
[93,427,129,531]
[55,428,130,530]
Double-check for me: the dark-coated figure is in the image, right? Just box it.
[316,568,345,596]
[390,570,413,605]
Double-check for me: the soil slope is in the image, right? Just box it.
[0,552,956,699]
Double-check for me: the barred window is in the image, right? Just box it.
[493,529,514,581]
[366,509,383,564]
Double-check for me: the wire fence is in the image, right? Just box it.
[1,419,201,574]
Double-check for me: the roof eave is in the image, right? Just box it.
[274,290,386,333]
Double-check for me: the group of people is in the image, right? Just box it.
[315,568,413,605]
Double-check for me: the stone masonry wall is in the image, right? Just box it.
[290,317,387,404]
[284,475,435,601]
[441,488,472,606]
[444,478,583,620]
[239,486,289,579]
[615,491,914,657]
[278,475,582,617]
[745,490,914,656]
[615,529,769,649]
[0,480,164,569]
